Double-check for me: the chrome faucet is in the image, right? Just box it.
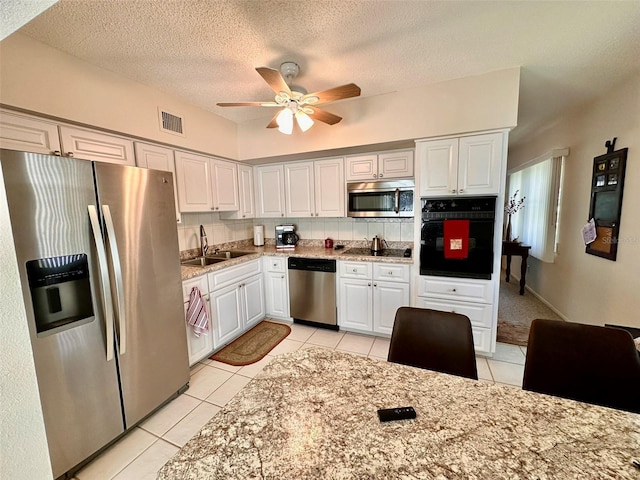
[200,225,209,257]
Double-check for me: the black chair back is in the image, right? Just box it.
[523,319,640,413]
[388,307,478,380]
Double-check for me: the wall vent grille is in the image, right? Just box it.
[158,109,185,136]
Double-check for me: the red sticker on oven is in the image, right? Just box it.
[444,220,469,259]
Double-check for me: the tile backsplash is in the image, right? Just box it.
[178,213,415,253]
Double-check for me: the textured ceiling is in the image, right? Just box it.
[14,0,640,147]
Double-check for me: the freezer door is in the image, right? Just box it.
[0,150,125,478]
[94,163,189,427]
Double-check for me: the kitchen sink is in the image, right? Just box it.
[206,250,255,259]
[180,256,227,267]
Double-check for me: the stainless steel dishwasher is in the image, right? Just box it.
[288,257,337,329]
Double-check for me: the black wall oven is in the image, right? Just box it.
[420,197,496,279]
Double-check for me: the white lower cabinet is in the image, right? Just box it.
[416,276,495,355]
[338,261,410,335]
[209,282,244,347]
[182,275,214,366]
[264,257,290,320]
[208,259,265,349]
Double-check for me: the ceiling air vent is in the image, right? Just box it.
[158,108,185,136]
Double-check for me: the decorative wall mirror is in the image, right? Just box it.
[586,140,628,261]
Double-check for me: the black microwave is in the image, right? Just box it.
[347,180,414,218]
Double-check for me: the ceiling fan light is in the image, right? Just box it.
[276,108,294,134]
[296,111,314,132]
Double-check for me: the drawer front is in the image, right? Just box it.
[264,256,286,273]
[373,263,410,283]
[418,276,494,303]
[182,275,209,303]
[339,261,372,279]
[415,298,493,328]
[208,259,262,291]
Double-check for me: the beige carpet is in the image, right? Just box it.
[210,320,291,366]
[497,271,563,346]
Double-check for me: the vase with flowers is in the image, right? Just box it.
[504,190,525,242]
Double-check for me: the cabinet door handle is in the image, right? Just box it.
[352,268,357,272]
[451,189,456,193]
[373,174,378,178]
[451,288,457,292]
[211,207,215,210]
[373,283,377,287]
[52,150,61,156]
[458,189,464,193]
[379,174,383,178]
[388,271,393,275]
[368,283,371,287]
[66,152,74,157]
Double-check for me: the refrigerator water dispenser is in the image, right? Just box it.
[26,254,94,334]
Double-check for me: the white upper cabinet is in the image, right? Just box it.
[284,157,345,218]
[378,150,415,179]
[314,157,345,217]
[210,158,239,212]
[418,132,503,197]
[134,142,181,223]
[174,152,240,213]
[346,150,414,181]
[457,133,503,196]
[221,164,255,220]
[285,162,315,217]
[0,110,136,166]
[174,151,212,212]
[0,110,61,154]
[59,126,135,166]
[255,164,286,218]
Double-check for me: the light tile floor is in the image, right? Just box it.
[73,323,527,480]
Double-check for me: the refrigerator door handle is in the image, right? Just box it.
[102,205,127,355]
[88,205,115,361]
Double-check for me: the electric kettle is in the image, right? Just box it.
[371,235,385,253]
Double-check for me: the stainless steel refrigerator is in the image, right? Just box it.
[1,150,189,478]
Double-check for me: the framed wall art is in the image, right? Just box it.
[585,139,628,261]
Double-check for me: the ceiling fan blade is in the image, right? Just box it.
[256,67,292,96]
[217,102,280,107]
[302,83,361,105]
[306,106,342,125]
[266,111,280,128]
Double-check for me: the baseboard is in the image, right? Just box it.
[504,273,569,322]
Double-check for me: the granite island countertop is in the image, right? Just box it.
[181,244,414,281]
[158,348,640,479]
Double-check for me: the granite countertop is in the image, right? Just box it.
[158,348,640,479]
[181,245,414,281]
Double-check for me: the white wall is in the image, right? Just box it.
[1,34,518,164]
[507,73,640,328]
[0,33,238,159]
[237,68,520,161]
[0,164,53,479]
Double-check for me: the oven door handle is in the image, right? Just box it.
[394,188,400,214]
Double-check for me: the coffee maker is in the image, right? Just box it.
[275,224,299,249]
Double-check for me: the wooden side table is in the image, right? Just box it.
[502,242,531,295]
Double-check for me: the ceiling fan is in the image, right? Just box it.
[216,62,361,134]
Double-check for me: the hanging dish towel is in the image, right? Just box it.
[186,286,209,337]
[443,219,470,259]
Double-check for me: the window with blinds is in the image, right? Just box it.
[507,149,567,262]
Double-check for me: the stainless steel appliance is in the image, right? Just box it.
[275,224,299,249]
[288,258,337,329]
[347,180,414,217]
[420,196,496,279]
[1,150,189,478]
